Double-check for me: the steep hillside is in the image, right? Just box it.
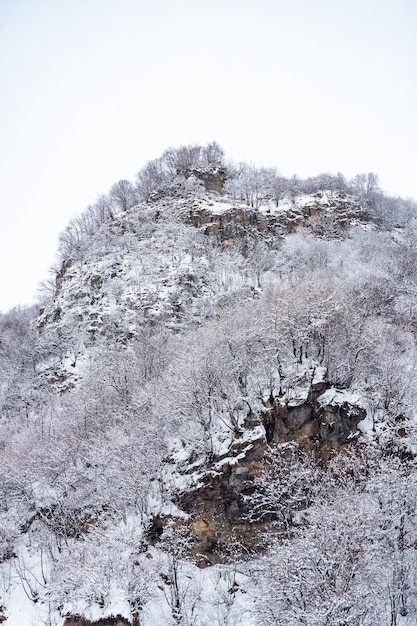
[1,145,417,625]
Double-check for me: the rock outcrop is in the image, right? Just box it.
[176,432,267,564]
[63,616,135,626]
[184,167,227,194]
[152,381,366,564]
[263,383,365,459]
[186,194,362,243]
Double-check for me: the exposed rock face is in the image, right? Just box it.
[184,167,227,193]
[176,434,267,564]
[55,259,73,294]
[159,382,366,564]
[186,195,361,242]
[263,384,365,458]
[187,206,269,236]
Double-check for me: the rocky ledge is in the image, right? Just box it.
[150,379,366,564]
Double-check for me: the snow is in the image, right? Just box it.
[3,173,417,625]
[0,539,61,626]
[317,388,364,408]
[312,365,327,385]
[0,538,258,626]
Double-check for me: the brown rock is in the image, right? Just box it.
[63,618,133,626]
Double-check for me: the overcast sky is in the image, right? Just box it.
[1,0,416,313]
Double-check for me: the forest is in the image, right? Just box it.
[1,143,417,625]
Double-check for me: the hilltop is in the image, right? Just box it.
[1,144,417,625]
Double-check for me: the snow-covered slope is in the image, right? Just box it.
[2,148,417,625]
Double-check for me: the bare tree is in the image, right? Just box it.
[109,179,137,212]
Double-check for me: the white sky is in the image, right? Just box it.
[1,0,416,313]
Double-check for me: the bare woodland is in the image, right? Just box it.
[1,144,417,625]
